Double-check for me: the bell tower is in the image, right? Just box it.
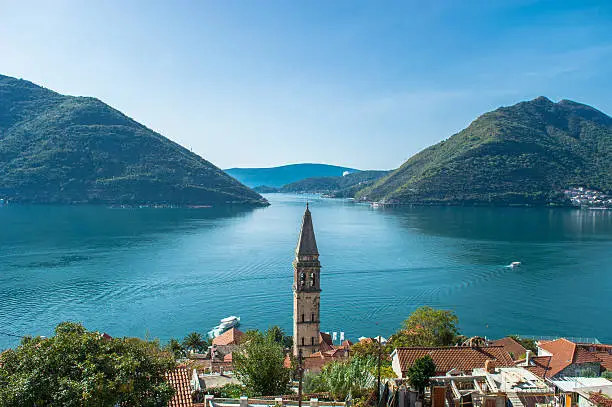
[293,203,321,357]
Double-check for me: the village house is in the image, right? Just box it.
[574,385,612,407]
[166,365,196,407]
[391,345,516,378]
[429,366,553,407]
[548,377,612,407]
[534,338,611,378]
[301,332,352,372]
[490,337,528,361]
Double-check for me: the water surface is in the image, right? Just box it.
[1,194,611,349]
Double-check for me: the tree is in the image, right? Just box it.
[392,306,460,347]
[266,326,293,349]
[165,338,186,360]
[406,355,436,395]
[350,340,381,359]
[232,330,292,396]
[0,322,176,407]
[318,357,377,400]
[183,332,207,353]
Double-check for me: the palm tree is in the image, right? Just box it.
[164,338,186,359]
[183,332,205,352]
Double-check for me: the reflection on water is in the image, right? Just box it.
[0,195,611,350]
[389,206,612,242]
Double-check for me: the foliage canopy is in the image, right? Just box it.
[0,74,267,206]
[0,322,176,407]
[232,329,292,396]
[406,355,436,393]
[358,97,612,205]
[389,306,460,348]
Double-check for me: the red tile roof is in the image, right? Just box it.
[589,391,612,407]
[524,356,553,379]
[319,332,334,352]
[576,344,612,372]
[394,346,515,375]
[538,338,577,377]
[538,338,609,377]
[340,340,353,349]
[592,352,612,371]
[166,366,193,407]
[491,337,527,360]
[212,328,244,346]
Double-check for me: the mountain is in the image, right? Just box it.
[0,74,267,206]
[224,164,359,188]
[280,170,389,197]
[358,97,612,205]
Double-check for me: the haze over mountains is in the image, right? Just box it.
[225,164,359,188]
[0,74,267,206]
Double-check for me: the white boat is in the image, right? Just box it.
[207,316,241,338]
[510,261,521,268]
[219,316,240,328]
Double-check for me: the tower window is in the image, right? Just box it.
[311,313,315,322]
[301,337,305,346]
[301,314,305,323]
[311,337,315,346]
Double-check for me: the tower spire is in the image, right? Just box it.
[293,204,321,357]
[296,204,318,256]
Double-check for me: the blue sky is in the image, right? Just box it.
[1,0,611,170]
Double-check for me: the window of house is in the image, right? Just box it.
[301,314,305,322]
[311,337,315,346]
[301,337,305,346]
[311,313,315,322]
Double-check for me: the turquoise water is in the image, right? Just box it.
[0,194,611,349]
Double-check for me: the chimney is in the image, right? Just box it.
[525,350,532,366]
[485,359,497,373]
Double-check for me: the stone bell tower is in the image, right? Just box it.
[293,203,321,357]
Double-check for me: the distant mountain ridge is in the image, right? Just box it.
[280,170,389,197]
[358,97,612,205]
[0,74,267,206]
[225,163,359,188]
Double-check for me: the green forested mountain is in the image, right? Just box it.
[358,97,612,205]
[0,74,267,206]
[225,164,358,188]
[280,170,389,197]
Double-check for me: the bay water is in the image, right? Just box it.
[1,193,611,349]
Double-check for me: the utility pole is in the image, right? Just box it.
[377,336,382,407]
[298,349,304,407]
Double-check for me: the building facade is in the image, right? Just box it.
[293,204,321,357]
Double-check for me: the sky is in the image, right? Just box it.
[1,0,611,170]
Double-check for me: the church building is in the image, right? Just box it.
[292,203,322,357]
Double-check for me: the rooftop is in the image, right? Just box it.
[166,366,193,407]
[538,338,609,377]
[212,328,244,346]
[393,345,515,375]
[491,337,528,361]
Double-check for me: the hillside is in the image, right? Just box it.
[358,97,612,205]
[280,170,389,197]
[0,74,267,206]
[224,164,358,188]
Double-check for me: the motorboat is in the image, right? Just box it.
[218,316,240,330]
[509,261,521,268]
[207,316,240,339]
